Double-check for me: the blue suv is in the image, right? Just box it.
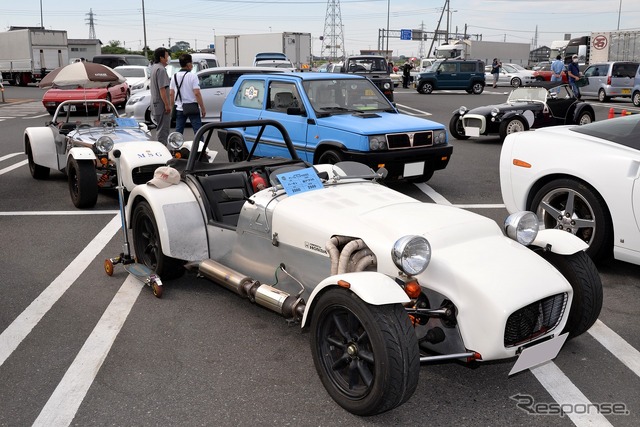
[218,72,452,182]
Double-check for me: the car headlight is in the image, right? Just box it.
[369,135,388,150]
[132,82,144,90]
[433,129,447,144]
[458,106,468,115]
[392,235,431,276]
[504,211,539,245]
[127,95,145,106]
[167,132,184,150]
[383,82,391,90]
[95,136,114,153]
[491,107,500,117]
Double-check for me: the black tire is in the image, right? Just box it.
[418,82,433,94]
[510,77,522,88]
[576,110,594,125]
[633,91,640,107]
[132,201,185,279]
[449,114,469,140]
[13,73,22,86]
[47,108,56,116]
[144,108,152,125]
[106,93,112,103]
[67,157,98,208]
[121,90,130,107]
[226,135,248,162]
[530,178,612,262]
[597,89,609,102]
[318,149,343,165]
[535,76,545,82]
[310,288,420,416]
[26,140,50,180]
[539,251,603,338]
[471,82,484,94]
[498,117,527,141]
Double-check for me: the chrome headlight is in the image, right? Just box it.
[383,82,391,90]
[433,129,447,144]
[132,82,144,90]
[167,132,184,150]
[491,107,500,117]
[369,135,388,150]
[95,136,114,153]
[458,106,468,115]
[504,211,539,245]
[392,235,431,276]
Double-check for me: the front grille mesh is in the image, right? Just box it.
[131,164,164,185]
[504,293,567,347]
[386,132,433,149]
[463,117,483,128]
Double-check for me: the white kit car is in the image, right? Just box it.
[501,113,640,265]
[25,100,173,208]
[126,119,603,416]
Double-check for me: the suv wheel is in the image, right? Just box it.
[633,91,640,107]
[418,82,433,94]
[471,82,484,94]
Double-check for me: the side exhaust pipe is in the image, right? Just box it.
[198,259,305,320]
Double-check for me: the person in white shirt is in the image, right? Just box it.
[169,53,206,135]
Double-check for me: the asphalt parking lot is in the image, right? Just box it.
[1,84,639,426]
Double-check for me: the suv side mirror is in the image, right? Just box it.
[287,107,306,117]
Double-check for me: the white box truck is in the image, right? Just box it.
[565,31,640,65]
[215,32,312,70]
[435,40,530,67]
[0,28,69,86]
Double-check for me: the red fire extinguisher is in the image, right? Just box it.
[250,171,267,192]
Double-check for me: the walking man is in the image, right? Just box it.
[150,47,171,145]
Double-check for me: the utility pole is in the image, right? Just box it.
[142,0,148,59]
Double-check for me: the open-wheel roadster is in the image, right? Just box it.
[125,119,603,415]
[24,99,173,208]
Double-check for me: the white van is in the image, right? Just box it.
[190,53,218,68]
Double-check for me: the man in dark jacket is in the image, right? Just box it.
[402,60,413,88]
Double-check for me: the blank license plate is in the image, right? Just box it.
[404,162,424,177]
[621,89,631,94]
[465,127,480,137]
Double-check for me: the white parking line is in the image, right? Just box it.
[531,363,613,426]
[0,159,27,176]
[23,113,50,119]
[396,103,432,115]
[0,215,120,368]
[413,182,452,205]
[33,275,143,427]
[0,152,23,162]
[588,320,640,378]
[0,210,119,216]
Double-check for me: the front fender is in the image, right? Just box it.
[127,182,208,261]
[24,127,60,170]
[300,272,410,328]
[531,229,589,255]
[68,146,97,161]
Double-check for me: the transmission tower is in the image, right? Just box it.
[86,9,97,39]
[321,0,345,61]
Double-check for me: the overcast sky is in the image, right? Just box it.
[3,0,639,58]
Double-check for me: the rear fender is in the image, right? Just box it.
[126,183,208,261]
[24,127,60,170]
[531,229,589,255]
[300,272,410,328]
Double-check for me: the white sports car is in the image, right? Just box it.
[25,100,173,208]
[125,119,603,416]
[500,114,640,265]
